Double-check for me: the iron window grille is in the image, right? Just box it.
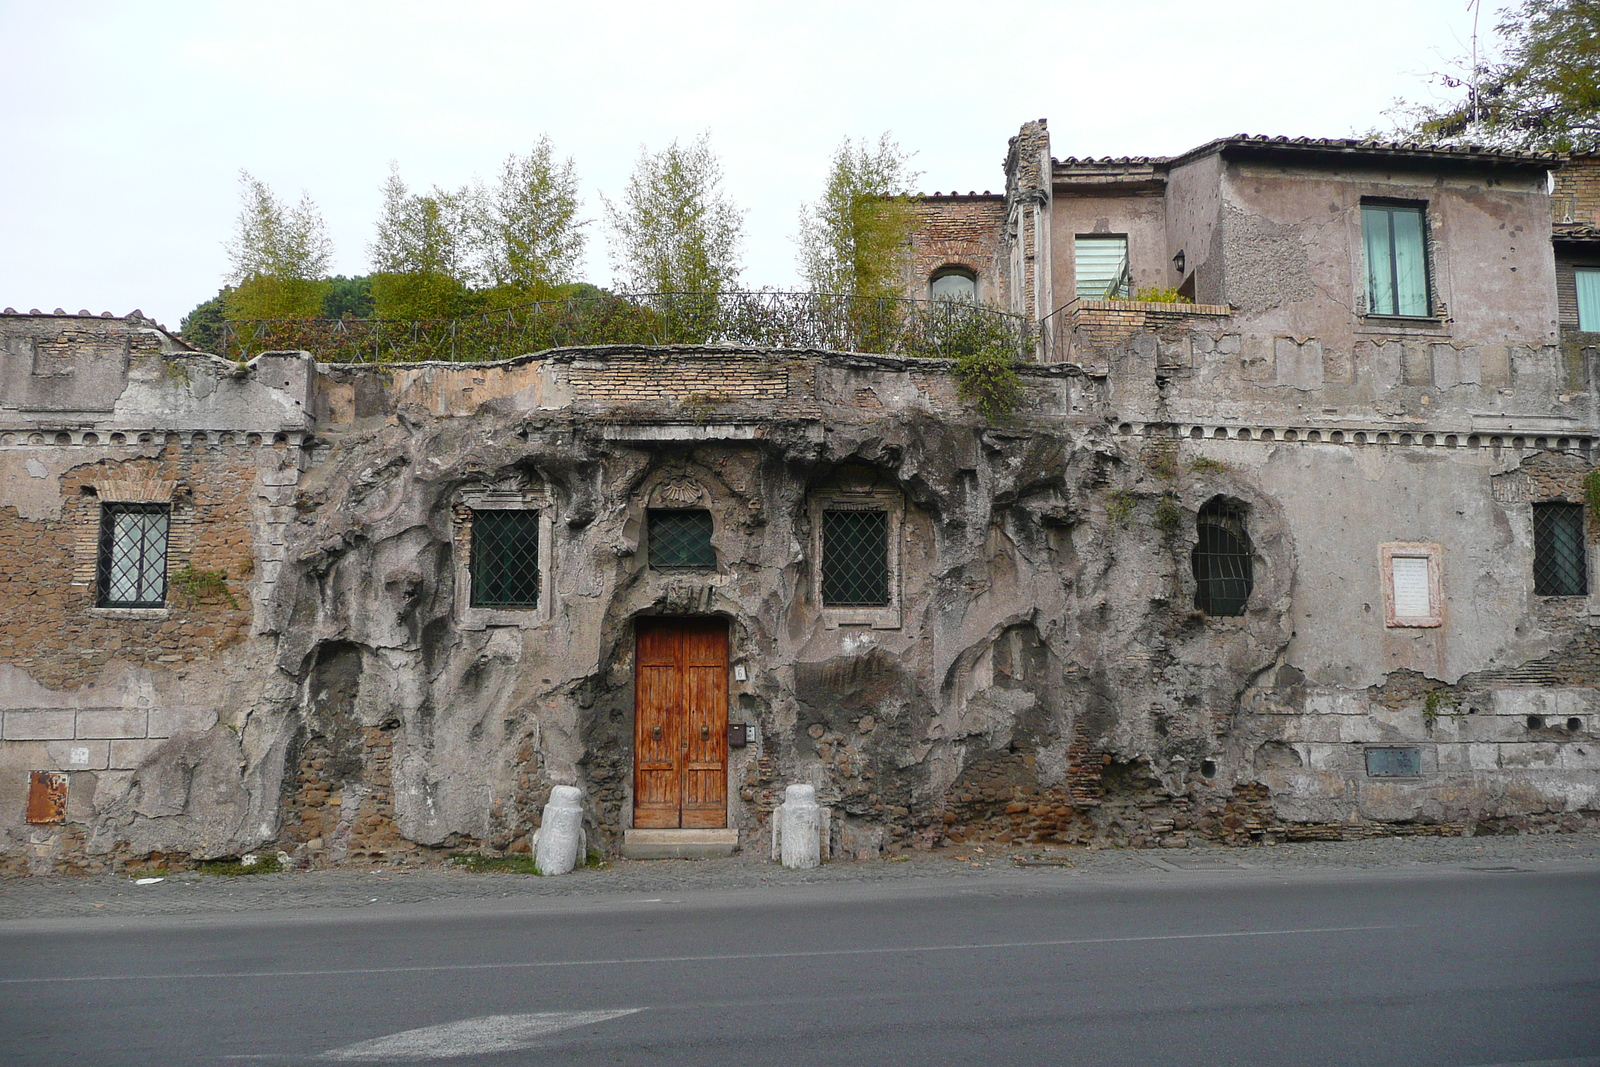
[1533,502,1587,597]
[821,509,890,607]
[1192,499,1253,616]
[470,509,541,608]
[97,503,170,607]
[647,509,716,569]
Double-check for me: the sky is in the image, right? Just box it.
[0,0,1493,330]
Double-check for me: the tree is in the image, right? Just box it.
[180,287,232,351]
[367,166,477,319]
[223,172,333,320]
[602,134,744,294]
[480,137,587,295]
[1388,0,1599,152]
[797,134,920,300]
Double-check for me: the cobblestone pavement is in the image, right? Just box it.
[2,832,1597,923]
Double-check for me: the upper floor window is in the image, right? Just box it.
[1362,202,1431,317]
[97,503,169,608]
[1075,235,1130,300]
[1192,498,1252,616]
[1533,502,1587,597]
[930,268,977,302]
[1577,268,1600,331]
[470,509,541,608]
[648,508,716,569]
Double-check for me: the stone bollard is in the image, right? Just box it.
[532,785,587,876]
[771,784,822,870]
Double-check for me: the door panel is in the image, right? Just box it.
[633,618,728,829]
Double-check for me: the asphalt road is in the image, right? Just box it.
[1,864,1597,1066]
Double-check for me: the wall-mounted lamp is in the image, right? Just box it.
[1172,250,1186,275]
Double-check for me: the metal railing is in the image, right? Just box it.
[218,291,1032,364]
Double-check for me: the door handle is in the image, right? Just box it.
[652,725,661,741]
[701,724,710,741]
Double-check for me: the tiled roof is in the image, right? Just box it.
[1171,134,1561,167]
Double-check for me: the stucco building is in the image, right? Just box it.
[2,121,1598,874]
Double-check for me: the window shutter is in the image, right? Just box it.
[1075,236,1130,300]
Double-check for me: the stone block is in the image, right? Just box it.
[620,828,738,859]
[1337,716,1385,743]
[75,707,148,739]
[531,785,586,876]
[109,739,164,769]
[1559,744,1600,771]
[46,740,109,770]
[772,784,822,869]
[146,706,217,738]
[1468,742,1500,771]
[1304,743,1348,772]
[3,710,75,740]
[1497,742,1561,769]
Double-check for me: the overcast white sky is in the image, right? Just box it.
[1,0,1491,329]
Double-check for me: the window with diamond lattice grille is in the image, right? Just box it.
[97,503,170,607]
[1533,502,1586,597]
[821,509,889,607]
[1192,499,1253,616]
[470,510,540,608]
[648,509,715,569]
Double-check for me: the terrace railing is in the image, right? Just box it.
[218,290,1032,364]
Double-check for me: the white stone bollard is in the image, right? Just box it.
[532,785,587,876]
[771,784,822,870]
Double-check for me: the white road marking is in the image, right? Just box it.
[317,1009,641,1061]
[0,924,1402,986]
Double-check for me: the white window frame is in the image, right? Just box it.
[1380,542,1443,628]
[454,479,555,630]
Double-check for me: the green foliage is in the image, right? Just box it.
[200,854,282,876]
[797,133,920,301]
[1422,689,1458,723]
[225,172,333,320]
[179,288,231,351]
[1107,490,1135,526]
[1386,0,1599,151]
[450,852,540,874]
[1144,445,1178,480]
[170,565,238,609]
[1583,468,1600,512]
[482,136,587,291]
[1131,286,1192,304]
[1189,456,1230,474]
[1154,493,1185,534]
[322,275,374,319]
[603,133,744,295]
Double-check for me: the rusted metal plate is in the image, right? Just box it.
[26,771,68,825]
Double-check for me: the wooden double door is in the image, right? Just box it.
[633,617,729,829]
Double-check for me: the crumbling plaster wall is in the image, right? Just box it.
[1050,189,1168,304]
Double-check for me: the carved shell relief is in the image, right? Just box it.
[655,477,705,508]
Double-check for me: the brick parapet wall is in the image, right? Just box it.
[1554,156,1600,226]
[1065,300,1233,358]
[906,198,1006,303]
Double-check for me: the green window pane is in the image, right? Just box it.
[822,510,889,607]
[471,510,540,608]
[1533,502,1587,596]
[1577,269,1600,332]
[648,509,716,568]
[1363,204,1430,317]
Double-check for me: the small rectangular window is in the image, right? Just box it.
[648,509,716,569]
[96,503,169,607]
[1533,502,1587,596]
[1362,202,1431,317]
[1365,747,1421,778]
[1577,268,1600,331]
[1075,235,1130,300]
[470,510,540,608]
[821,510,889,607]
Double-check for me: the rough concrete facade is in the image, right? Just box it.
[2,125,1598,874]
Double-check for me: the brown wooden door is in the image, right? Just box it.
[633,617,729,829]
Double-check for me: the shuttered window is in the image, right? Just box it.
[1577,268,1600,332]
[1362,203,1431,317]
[97,503,170,607]
[1533,502,1586,597]
[1075,235,1130,300]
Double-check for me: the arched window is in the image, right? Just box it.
[1192,498,1253,616]
[930,267,977,302]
